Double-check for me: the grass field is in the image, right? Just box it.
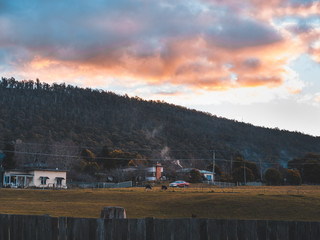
[1,185,320,221]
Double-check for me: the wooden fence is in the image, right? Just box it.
[0,214,319,239]
[67,181,132,189]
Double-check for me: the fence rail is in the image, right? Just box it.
[0,214,319,240]
[206,181,236,187]
[68,181,132,189]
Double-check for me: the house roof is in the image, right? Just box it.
[5,168,67,172]
[176,168,193,173]
[176,168,213,174]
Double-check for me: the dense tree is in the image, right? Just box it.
[97,146,117,170]
[81,161,100,175]
[80,148,99,175]
[265,168,282,185]
[288,153,320,184]
[189,168,202,183]
[244,162,260,181]
[80,148,95,162]
[232,155,260,181]
[286,169,301,185]
[206,163,222,176]
[2,142,16,170]
[0,77,320,174]
[232,154,245,169]
[303,160,320,184]
[232,166,254,183]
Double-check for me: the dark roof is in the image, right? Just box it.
[6,168,67,172]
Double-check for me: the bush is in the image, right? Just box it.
[265,168,282,185]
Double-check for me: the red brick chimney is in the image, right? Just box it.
[156,162,162,180]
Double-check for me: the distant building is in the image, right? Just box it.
[145,162,163,181]
[123,162,164,182]
[176,168,214,181]
[2,169,67,188]
[199,170,214,181]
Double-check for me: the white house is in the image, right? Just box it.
[199,170,214,181]
[3,169,67,188]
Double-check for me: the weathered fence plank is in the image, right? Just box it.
[173,218,190,240]
[226,219,238,240]
[0,214,9,240]
[288,221,297,240]
[310,222,320,240]
[257,220,267,240]
[95,218,104,240]
[145,217,155,240]
[58,217,67,240]
[190,218,208,240]
[0,214,320,239]
[154,218,172,240]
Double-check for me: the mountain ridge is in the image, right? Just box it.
[0,77,319,170]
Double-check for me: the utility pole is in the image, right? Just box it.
[230,155,233,176]
[212,150,215,184]
[259,159,263,181]
[243,161,246,185]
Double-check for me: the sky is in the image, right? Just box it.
[1,0,320,136]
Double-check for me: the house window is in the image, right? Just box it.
[40,176,49,185]
[10,176,16,184]
[4,176,9,184]
[56,177,64,186]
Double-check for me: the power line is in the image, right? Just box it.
[1,149,319,165]
[1,140,318,163]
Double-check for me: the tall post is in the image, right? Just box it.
[243,161,246,185]
[230,155,233,176]
[259,159,263,181]
[212,151,215,184]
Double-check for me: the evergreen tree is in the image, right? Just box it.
[2,142,16,170]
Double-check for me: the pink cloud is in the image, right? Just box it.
[1,0,318,93]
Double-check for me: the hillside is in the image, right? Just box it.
[0,77,320,171]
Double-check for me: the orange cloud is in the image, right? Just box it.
[14,31,303,93]
[2,0,317,95]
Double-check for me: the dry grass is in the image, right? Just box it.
[1,185,320,221]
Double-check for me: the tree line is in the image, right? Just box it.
[0,77,320,181]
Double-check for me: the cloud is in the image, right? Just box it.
[207,17,282,49]
[288,0,318,6]
[0,0,318,94]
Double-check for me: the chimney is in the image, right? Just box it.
[156,162,162,180]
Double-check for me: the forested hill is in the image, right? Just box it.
[0,77,320,167]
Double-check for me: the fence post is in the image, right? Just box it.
[145,217,155,240]
[100,207,126,219]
